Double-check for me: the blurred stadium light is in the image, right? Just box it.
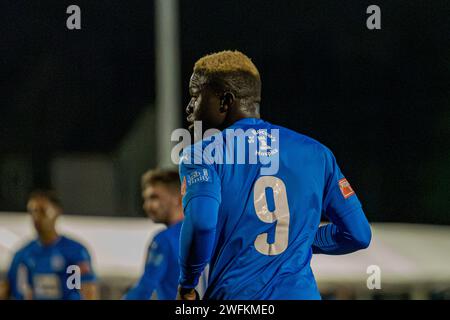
[1,213,449,299]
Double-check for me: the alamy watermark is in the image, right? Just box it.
[66,5,81,30]
[366,265,382,290]
[65,4,380,31]
[66,265,81,290]
[171,121,280,175]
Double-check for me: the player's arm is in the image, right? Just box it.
[312,207,371,255]
[177,146,222,300]
[4,251,19,300]
[178,195,219,299]
[73,246,98,300]
[122,238,169,300]
[312,149,371,255]
[80,282,97,300]
[0,281,10,300]
[5,249,32,300]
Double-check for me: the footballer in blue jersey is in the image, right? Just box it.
[5,190,97,300]
[123,169,185,300]
[177,51,371,300]
[9,236,96,300]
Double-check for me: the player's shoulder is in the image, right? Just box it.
[167,221,183,237]
[152,227,170,244]
[14,239,38,257]
[151,223,181,248]
[58,236,93,263]
[154,222,180,240]
[269,121,333,156]
[179,136,218,166]
[59,236,89,253]
[8,240,38,269]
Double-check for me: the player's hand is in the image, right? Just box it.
[177,286,199,300]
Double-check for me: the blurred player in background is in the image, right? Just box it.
[1,190,97,300]
[177,50,372,300]
[123,169,187,299]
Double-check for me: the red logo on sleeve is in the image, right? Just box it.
[78,262,91,275]
[338,178,355,199]
[181,176,186,196]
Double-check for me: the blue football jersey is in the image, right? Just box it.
[148,223,182,300]
[179,117,363,299]
[124,222,182,300]
[7,247,28,300]
[8,236,96,300]
[124,221,209,300]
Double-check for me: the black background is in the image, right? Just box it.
[1,1,449,223]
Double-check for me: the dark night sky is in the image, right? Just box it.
[0,1,449,223]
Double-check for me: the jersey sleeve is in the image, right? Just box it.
[7,250,22,288]
[312,147,371,255]
[123,234,170,300]
[178,195,219,289]
[71,244,96,283]
[322,148,362,217]
[7,249,28,300]
[179,144,222,209]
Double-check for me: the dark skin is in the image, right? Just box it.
[186,72,260,134]
[28,196,60,246]
[178,71,260,300]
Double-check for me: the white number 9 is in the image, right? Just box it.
[253,176,290,256]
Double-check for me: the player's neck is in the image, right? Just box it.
[223,110,260,129]
[38,230,59,246]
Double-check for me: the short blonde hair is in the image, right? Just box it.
[193,50,261,103]
[194,50,260,79]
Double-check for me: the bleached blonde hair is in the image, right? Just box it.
[193,50,261,109]
[194,50,260,79]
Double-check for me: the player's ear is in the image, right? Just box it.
[219,92,235,113]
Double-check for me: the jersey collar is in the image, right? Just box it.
[37,236,63,248]
[228,117,264,129]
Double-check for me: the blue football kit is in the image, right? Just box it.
[178,117,371,300]
[123,221,183,300]
[7,236,96,300]
[7,247,28,300]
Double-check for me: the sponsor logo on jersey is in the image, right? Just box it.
[187,169,211,186]
[339,178,355,199]
[33,274,62,299]
[51,255,65,271]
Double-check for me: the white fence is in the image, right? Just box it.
[1,213,449,299]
